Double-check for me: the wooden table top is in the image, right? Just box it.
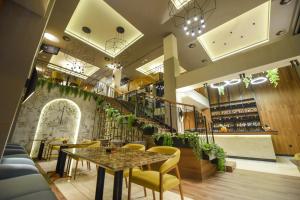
[63,147,172,171]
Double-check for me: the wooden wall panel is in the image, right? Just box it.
[202,66,300,155]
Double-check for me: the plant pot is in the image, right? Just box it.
[172,138,190,148]
[154,138,164,146]
[143,127,155,135]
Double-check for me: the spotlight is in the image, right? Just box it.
[187,19,191,24]
[183,25,188,31]
[251,77,267,85]
[201,24,206,28]
[193,16,199,21]
[186,31,190,36]
[198,28,202,34]
[200,17,205,24]
[225,79,241,85]
[191,31,195,37]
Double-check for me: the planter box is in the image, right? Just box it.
[178,147,217,181]
[172,137,190,148]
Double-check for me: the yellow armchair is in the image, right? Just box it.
[128,146,183,200]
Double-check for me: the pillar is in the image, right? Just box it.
[0,0,56,158]
[163,34,182,132]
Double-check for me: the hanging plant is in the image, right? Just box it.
[59,85,65,96]
[47,81,54,93]
[127,114,137,129]
[266,68,280,87]
[243,75,252,88]
[217,86,225,96]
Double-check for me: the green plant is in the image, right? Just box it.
[266,68,280,87]
[153,132,173,146]
[243,75,252,88]
[200,143,226,171]
[127,114,137,128]
[153,132,226,171]
[218,86,225,96]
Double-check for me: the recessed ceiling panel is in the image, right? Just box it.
[49,52,99,79]
[65,0,143,57]
[136,55,186,75]
[198,1,271,61]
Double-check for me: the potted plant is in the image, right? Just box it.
[127,114,137,128]
[141,124,156,135]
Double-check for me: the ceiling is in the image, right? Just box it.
[38,0,299,82]
[65,0,143,58]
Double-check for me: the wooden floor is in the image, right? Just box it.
[172,169,300,200]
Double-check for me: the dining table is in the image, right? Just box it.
[57,147,173,200]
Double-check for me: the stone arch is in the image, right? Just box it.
[30,98,81,157]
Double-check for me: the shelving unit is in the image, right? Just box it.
[210,98,262,133]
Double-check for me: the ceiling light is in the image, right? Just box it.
[210,81,228,88]
[44,32,59,42]
[200,17,205,24]
[251,77,267,85]
[168,0,216,39]
[188,43,196,48]
[191,31,195,37]
[198,28,202,34]
[183,25,188,31]
[186,31,190,35]
[225,79,241,85]
[201,24,206,28]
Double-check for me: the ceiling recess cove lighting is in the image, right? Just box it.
[171,0,192,10]
[65,0,143,58]
[197,1,271,61]
[250,77,267,85]
[44,32,59,43]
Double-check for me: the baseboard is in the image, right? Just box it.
[227,155,276,162]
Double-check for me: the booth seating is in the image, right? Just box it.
[0,144,57,200]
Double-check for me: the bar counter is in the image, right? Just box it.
[214,131,277,161]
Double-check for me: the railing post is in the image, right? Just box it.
[193,106,197,132]
[169,103,173,133]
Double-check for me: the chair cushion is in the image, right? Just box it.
[10,190,57,200]
[3,149,27,156]
[1,158,35,166]
[131,170,180,191]
[3,154,30,159]
[0,164,39,180]
[0,174,50,199]
[5,146,25,150]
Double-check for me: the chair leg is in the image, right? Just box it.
[143,187,147,197]
[74,160,79,180]
[178,183,184,200]
[125,177,128,188]
[128,169,132,200]
[152,190,156,200]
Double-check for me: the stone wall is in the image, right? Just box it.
[11,87,98,152]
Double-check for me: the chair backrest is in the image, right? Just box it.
[82,139,92,144]
[88,141,101,148]
[147,146,180,174]
[122,143,145,151]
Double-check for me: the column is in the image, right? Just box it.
[163,34,182,132]
[0,0,56,158]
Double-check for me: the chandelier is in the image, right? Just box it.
[168,0,216,37]
[63,26,96,74]
[105,26,127,56]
